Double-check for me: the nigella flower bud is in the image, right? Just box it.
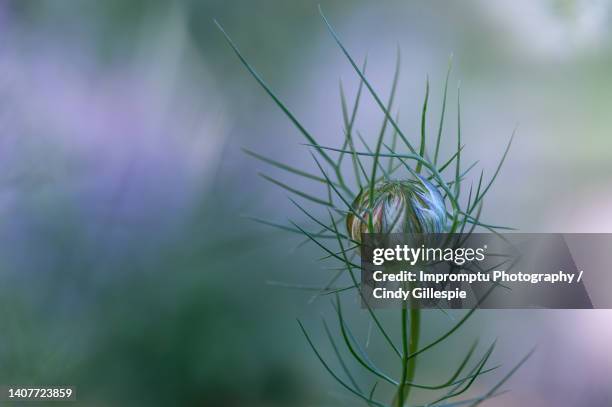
[346,176,448,243]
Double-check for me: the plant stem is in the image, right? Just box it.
[393,282,421,406]
[406,307,421,401]
[396,301,409,407]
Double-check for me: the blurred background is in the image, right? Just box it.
[1,0,611,406]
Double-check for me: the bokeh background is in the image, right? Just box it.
[1,0,612,406]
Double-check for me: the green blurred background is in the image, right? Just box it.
[1,0,612,406]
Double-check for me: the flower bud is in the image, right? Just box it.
[346,177,448,243]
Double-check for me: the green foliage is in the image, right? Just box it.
[217,6,533,406]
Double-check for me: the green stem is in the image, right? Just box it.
[406,307,421,401]
[393,282,421,406]
[396,302,409,407]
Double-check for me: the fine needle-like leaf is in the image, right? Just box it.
[387,112,400,173]
[441,341,495,401]
[328,211,402,358]
[416,77,430,174]
[458,212,517,231]
[322,317,363,393]
[319,6,419,155]
[371,45,401,189]
[434,55,452,166]
[297,319,387,407]
[243,148,334,186]
[291,221,360,268]
[318,245,360,261]
[340,82,370,187]
[406,282,500,362]
[369,382,379,402]
[468,127,516,213]
[293,213,346,250]
[454,84,462,199]
[426,391,508,407]
[259,172,334,207]
[338,57,367,174]
[467,347,536,407]
[339,292,496,393]
[309,268,346,304]
[439,340,479,387]
[289,198,358,244]
[323,285,360,296]
[436,145,465,175]
[459,187,477,235]
[297,320,389,407]
[357,131,390,180]
[311,153,368,225]
[215,20,336,168]
[266,280,348,292]
[428,340,497,405]
[242,215,336,238]
[334,296,399,386]
[309,146,459,206]
[470,171,485,216]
